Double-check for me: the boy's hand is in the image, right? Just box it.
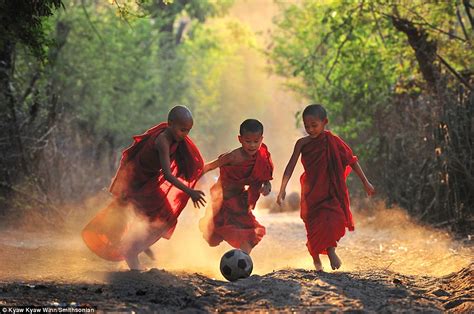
[364,182,376,197]
[188,189,206,208]
[276,190,286,206]
[260,181,271,196]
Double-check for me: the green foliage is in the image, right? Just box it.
[13,0,255,155]
[111,0,234,26]
[270,0,472,154]
[0,0,64,59]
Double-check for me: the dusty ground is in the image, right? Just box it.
[1,263,473,312]
[0,200,472,312]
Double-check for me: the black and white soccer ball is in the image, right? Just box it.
[219,249,253,282]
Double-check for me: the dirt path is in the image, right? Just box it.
[0,260,472,312]
[0,204,472,312]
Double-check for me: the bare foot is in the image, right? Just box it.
[327,247,342,270]
[125,255,144,270]
[143,248,156,260]
[313,255,323,272]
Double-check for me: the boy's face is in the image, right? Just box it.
[169,118,193,142]
[238,131,263,156]
[303,114,328,138]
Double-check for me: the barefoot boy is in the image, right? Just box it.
[199,119,273,254]
[82,105,206,270]
[277,104,375,271]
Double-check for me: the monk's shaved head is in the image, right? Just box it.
[303,104,327,120]
[240,119,263,135]
[168,105,193,123]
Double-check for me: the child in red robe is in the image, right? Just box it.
[199,119,273,254]
[277,104,375,271]
[82,106,206,270]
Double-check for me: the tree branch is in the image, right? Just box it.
[463,0,473,28]
[81,0,105,43]
[436,53,473,90]
[456,3,471,42]
[19,72,40,105]
[325,27,353,83]
[369,3,387,47]
[402,5,468,42]
[390,14,439,89]
[294,2,362,77]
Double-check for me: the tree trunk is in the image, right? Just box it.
[0,39,29,175]
[391,16,440,92]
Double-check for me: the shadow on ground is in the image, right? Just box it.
[1,264,472,312]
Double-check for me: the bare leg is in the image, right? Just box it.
[144,248,156,260]
[327,247,342,270]
[313,255,323,271]
[240,242,253,255]
[125,254,144,271]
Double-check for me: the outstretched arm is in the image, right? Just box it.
[277,139,305,205]
[350,161,375,196]
[202,151,234,175]
[155,134,206,208]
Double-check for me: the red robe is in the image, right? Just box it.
[82,123,203,261]
[300,131,357,257]
[199,144,273,249]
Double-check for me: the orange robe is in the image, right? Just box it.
[82,123,203,261]
[199,144,273,249]
[300,131,357,257]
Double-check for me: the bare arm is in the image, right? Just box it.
[277,138,306,205]
[155,134,206,207]
[350,161,375,196]
[202,152,234,175]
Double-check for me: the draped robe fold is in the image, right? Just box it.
[82,123,203,261]
[199,144,273,249]
[300,131,357,256]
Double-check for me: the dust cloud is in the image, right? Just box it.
[143,198,472,279]
[0,194,471,283]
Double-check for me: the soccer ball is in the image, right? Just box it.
[219,249,253,282]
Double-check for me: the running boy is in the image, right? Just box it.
[277,104,375,271]
[199,119,273,254]
[82,105,206,270]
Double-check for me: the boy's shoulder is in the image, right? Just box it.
[260,142,271,152]
[295,136,313,147]
[218,148,240,165]
[154,129,172,147]
[326,131,352,148]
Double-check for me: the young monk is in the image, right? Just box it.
[199,119,273,254]
[82,105,206,270]
[277,104,375,271]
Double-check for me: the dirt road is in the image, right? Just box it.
[0,203,472,312]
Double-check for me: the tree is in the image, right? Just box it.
[0,0,64,179]
[270,0,473,230]
[0,0,263,227]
